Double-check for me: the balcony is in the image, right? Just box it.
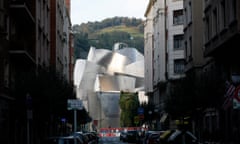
[204,35,240,61]
[9,0,36,65]
[10,0,35,25]
[9,38,36,66]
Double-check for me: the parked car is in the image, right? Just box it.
[142,131,163,144]
[147,133,161,144]
[124,130,141,143]
[119,131,128,142]
[72,132,89,144]
[45,136,83,144]
[167,129,199,144]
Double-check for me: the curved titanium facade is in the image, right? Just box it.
[73,43,145,128]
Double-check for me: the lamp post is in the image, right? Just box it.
[26,93,32,144]
[148,110,152,129]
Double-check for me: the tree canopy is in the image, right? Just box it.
[72,17,144,59]
[119,91,139,127]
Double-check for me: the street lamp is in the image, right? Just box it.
[148,110,152,129]
[26,93,32,144]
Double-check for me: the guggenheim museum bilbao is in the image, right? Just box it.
[73,43,147,129]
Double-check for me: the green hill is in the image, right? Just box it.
[95,25,143,38]
[72,17,144,59]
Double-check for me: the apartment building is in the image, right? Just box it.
[184,0,205,73]
[183,0,207,141]
[166,0,185,80]
[144,0,184,129]
[144,0,154,99]
[36,0,51,67]
[50,0,72,82]
[0,0,73,143]
[65,0,74,83]
[145,0,240,141]
[202,0,240,143]
[151,0,166,111]
[0,0,12,143]
[0,0,9,92]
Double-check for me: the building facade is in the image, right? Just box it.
[144,0,240,143]
[0,0,73,143]
[36,0,51,67]
[144,0,184,129]
[202,0,240,143]
[144,0,154,101]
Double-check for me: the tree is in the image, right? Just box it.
[74,33,90,59]
[119,91,139,127]
[72,17,144,59]
[13,66,76,137]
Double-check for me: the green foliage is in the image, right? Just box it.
[13,66,91,137]
[119,91,139,127]
[74,33,90,59]
[14,67,76,121]
[73,17,143,33]
[72,17,144,59]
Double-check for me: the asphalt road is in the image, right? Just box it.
[99,136,129,144]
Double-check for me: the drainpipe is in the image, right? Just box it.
[164,0,168,80]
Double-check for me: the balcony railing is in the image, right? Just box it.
[10,0,35,24]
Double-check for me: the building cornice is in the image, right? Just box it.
[144,0,156,17]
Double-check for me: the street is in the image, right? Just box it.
[99,136,129,144]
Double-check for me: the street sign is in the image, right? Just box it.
[138,107,144,114]
[67,99,83,110]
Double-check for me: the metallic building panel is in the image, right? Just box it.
[124,60,144,78]
[116,48,144,62]
[98,92,120,118]
[73,43,145,128]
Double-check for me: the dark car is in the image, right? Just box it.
[45,136,83,144]
[120,131,128,142]
[124,130,140,143]
[143,131,163,144]
[167,129,199,144]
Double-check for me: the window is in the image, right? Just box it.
[205,16,210,41]
[220,0,226,29]
[174,59,185,74]
[212,8,218,36]
[185,41,188,60]
[173,9,183,25]
[184,8,188,26]
[174,34,184,50]
[188,2,192,23]
[189,37,192,60]
[230,0,237,22]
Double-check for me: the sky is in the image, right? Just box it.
[70,0,149,25]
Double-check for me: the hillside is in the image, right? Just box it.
[72,17,144,59]
[95,25,142,38]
